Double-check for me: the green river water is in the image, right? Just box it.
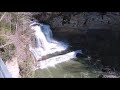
[34,59,103,78]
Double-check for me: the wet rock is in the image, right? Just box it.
[31,12,120,31]
[0,48,5,52]
[98,74,104,78]
[76,53,88,58]
[104,75,119,78]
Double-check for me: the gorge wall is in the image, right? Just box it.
[31,12,120,69]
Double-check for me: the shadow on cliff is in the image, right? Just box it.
[53,28,120,71]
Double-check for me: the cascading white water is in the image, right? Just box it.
[29,22,69,60]
[29,21,82,69]
[40,24,53,43]
[35,50,82,69]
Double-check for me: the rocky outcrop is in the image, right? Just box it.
[31,12,120,31]
[31,12,120,69]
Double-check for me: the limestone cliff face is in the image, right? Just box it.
[31,12,120,32]
[31,12,120,68]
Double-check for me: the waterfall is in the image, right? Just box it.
[29,21,83,70]
[40,24,53,43]
[35,50,82,69]
[29,22,69,60]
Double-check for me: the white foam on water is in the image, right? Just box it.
[36,50,82,69]
[29,22,69,60]
[29,22,83,70]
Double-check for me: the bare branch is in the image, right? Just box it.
[0,12,7,22]
[0,42,13,49]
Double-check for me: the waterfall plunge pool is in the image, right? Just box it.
[34,58,103,78]
[29,21,117,78]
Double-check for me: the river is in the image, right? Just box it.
[30,21,118,78]
[34,58,103,78]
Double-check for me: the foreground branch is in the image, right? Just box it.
[0,12,7,22]
[0,42,13,49]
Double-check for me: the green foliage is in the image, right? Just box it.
[0,21,11,33]
[0,36,6,45]
[0,43,16,62]
[0,16,16,34]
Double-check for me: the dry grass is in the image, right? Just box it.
[19,58,36,78]
[0,12,36,78]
